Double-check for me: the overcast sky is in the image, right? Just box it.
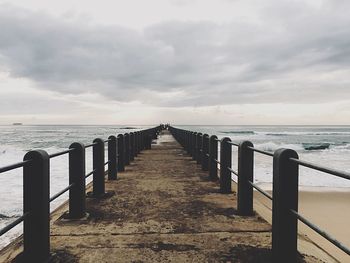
[0,0,350,125]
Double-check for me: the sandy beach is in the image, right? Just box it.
[252,187,350,262]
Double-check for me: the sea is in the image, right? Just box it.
[0,125,350,247]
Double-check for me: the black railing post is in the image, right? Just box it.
[132,132,136,158]
[272,148,299,263]
[196,133,203,164]
[209,135,218,181]
[69,143,86,219]
[134,132,137,155]
[142,131,145,150]
[187,131,191,154]
[202,134,209,171]
[146,134,152,149]
[108,135,117,180]
[144,133,148,149]
[181,130,185,147]
[117,134,125,172]
[23,150,50,262]
[124,133,130,165]
[93,138,105,196]
[192,132,197,160]
[141,131,145,150]
[135,131,139,157]
[237,141,254,216]
[192,132,196,158]
[130,132,135,161]
[188,132,193,156]
[139,131,142,153]
[139,131,142,149]
[136,131,140,154]
[220,137,232,194]
[141,132,145,150]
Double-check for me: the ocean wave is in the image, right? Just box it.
[254,142,350,152]
[254,142,304,152]
[302,143,330,150]
[222,131,350,137]
[330,143,350,151]
[311,132,350,136]
[265,133,288,136]
[0,213,10,219]
[263,131,350,136]
[220,131,255,135]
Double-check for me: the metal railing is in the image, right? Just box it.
[169,126,350,263]
[0,125,163,262]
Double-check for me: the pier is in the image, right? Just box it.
[0,126,348,262]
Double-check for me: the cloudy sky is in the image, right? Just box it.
[0,0,350,125]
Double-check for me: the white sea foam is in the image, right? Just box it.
[253,141,304,152]
[180,125,350,189]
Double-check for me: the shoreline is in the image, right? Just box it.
[256,182,350,193]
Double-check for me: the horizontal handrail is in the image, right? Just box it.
[49,148,75,159]
[85,169,96,179]
[247,146,274,157]
[247,180,273,200]
[227,141,239,147]
[227,167,238,176]
[290,158,350,180]
[290,209,350,255]
[0,160,31,174]
[49,183,75,202]
[0,212,28,236]
[85,142,98,148]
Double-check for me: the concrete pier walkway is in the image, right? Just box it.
[1,131,326,262]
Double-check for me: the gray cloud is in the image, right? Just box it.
[1,2,350,107]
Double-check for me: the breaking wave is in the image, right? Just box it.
[220,131,255,135]
[254,142,304,152]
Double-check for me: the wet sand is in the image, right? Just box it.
[253,188,350,262]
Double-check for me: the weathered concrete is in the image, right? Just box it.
[1,131,325,262]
